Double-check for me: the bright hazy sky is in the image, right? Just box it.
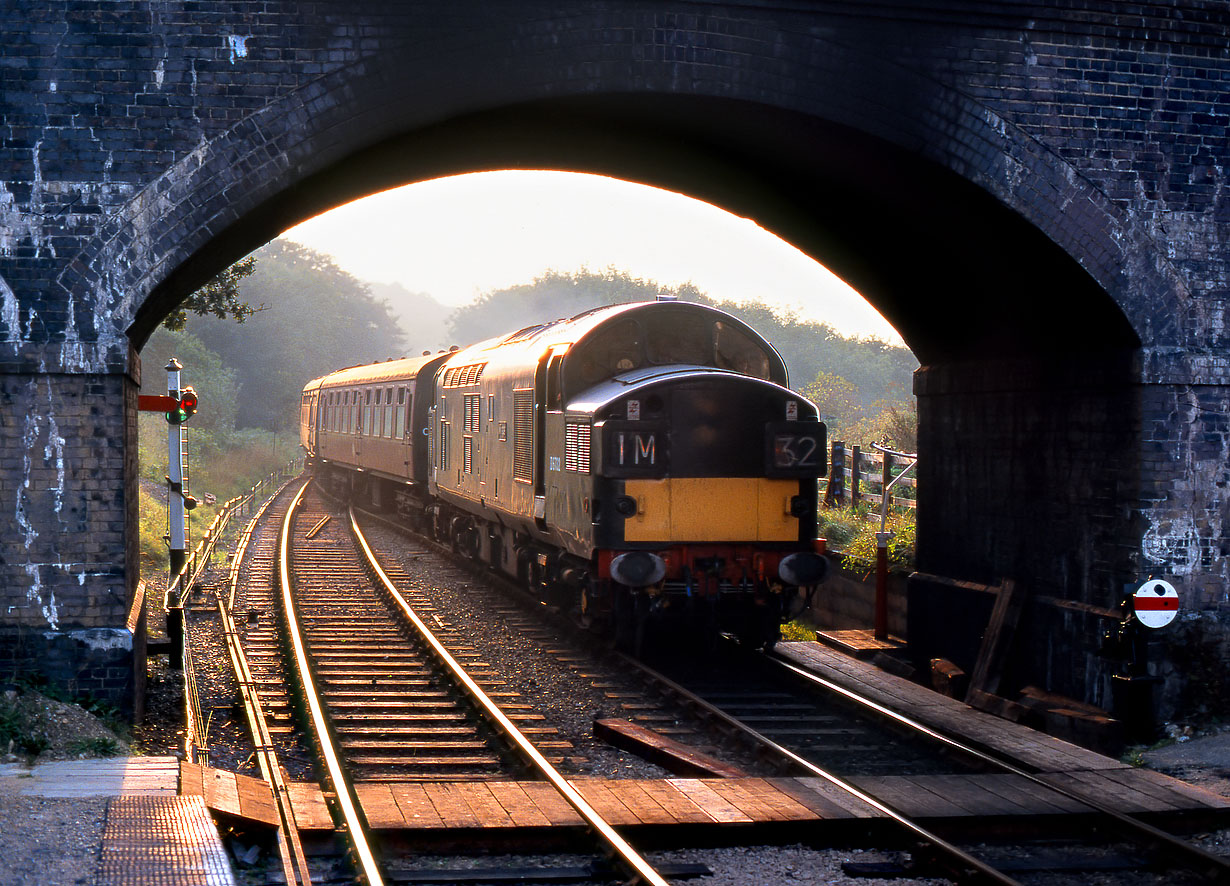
[282,170,904,345]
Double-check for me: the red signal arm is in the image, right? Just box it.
[138,395,181,411]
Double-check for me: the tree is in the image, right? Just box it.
[846,399,918,452]
[139,328,240,437]
[188,240,404,431]
[447,267,703,344]
[161,257,262,331]
[802,371,860,426]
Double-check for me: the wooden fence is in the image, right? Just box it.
[821,442,916,510]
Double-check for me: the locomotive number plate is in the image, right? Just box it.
[601,421,667,477]
[765,421,827,477]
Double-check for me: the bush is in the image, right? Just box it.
[819,504,916,573]
[138,414,299,583]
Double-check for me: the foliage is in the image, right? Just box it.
[137,481,169,575]
[448,267,703,343]
[187,240,404,431]
[843,398,918,453]
[819,505,917,573]
[68,736,122,757]
[817,505,866,550]
[804,371,861,426]
[779,620,818,642]
[140,329,241,437]
[0,689,52,756]
[161,257,261,331]
[803,365,917,452]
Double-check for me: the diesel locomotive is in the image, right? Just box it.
[299,299,829,649]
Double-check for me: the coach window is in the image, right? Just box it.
[395,388,406,438]
[351,391,359,434]
[363,390,372,435]
[385,387,395,438]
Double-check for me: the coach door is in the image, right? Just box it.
[307,390,319,452]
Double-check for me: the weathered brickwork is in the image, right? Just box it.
[0,2,1226,721]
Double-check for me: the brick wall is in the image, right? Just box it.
[0,2,1225,718]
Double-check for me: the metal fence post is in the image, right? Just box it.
[882,450,893,511]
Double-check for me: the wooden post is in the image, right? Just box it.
[824,442,845,506]
[850,445,861,507]
[967,579,1025,704]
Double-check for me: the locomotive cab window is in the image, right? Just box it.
[714,321,773,380]
[546,354,565,411]
[571,318,644,388]
[647,313,711,365]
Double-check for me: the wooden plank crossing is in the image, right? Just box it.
[176,764,1228,842]
[179,763,334,831]
[353,770,1228,833]
[814,628,907,659]
[777,641,1130,773]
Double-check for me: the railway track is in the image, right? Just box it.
[207,478,1228,885]
[348,496,1230,885]
[616,646,1230,885]
[273,480,675,885]
[286,493,527,782]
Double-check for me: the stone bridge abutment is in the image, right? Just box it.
[1,2,1226,725]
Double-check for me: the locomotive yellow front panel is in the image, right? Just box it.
[623,477,798,542]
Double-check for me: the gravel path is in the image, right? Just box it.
[0,782,108,886]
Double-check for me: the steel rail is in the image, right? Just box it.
[767,653,1230,882]
[279,481,386,886]
[615,652,1025,886]
[218,487,313,886]
[348,506,671,886]
[227,475,294,611]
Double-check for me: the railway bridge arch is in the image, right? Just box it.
[2,2,1226,722]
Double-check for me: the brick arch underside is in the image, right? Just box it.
[128,94,1140,365]
[119,91,1144,707]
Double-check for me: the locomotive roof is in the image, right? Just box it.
[303,300,787,392]
[444,299,786,376]
[564,365,812,416]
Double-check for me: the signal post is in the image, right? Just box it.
[136,357,199,666]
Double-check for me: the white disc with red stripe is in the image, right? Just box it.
[1133,579,1179,628]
